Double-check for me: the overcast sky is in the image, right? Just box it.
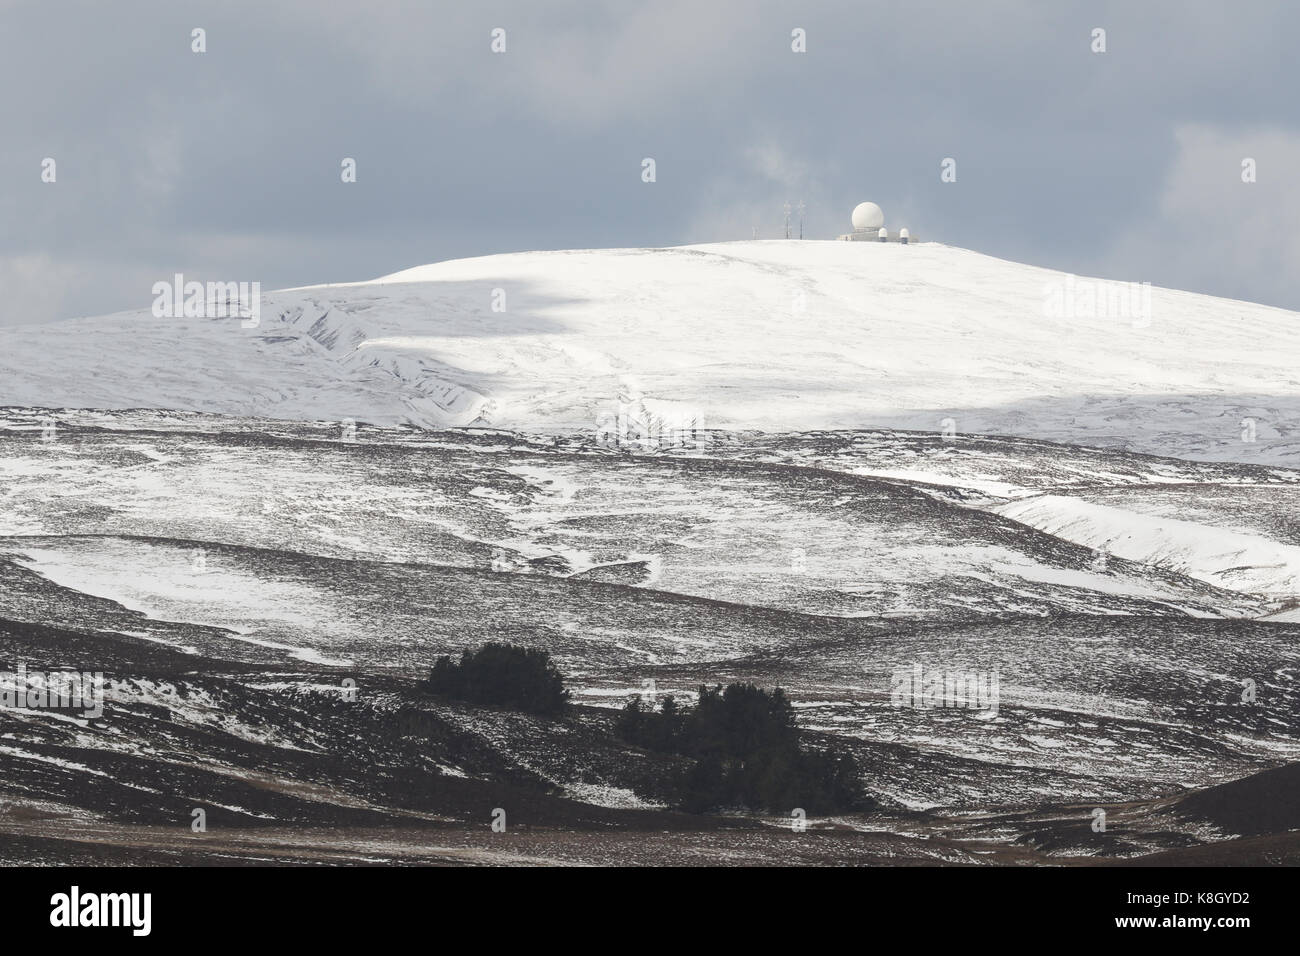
[3,0,1299,325]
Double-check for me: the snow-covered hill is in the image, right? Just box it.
[3,241,1299,463]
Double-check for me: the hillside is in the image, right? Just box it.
[3,241,1299,464]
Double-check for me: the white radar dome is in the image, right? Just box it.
[851,202,885,231]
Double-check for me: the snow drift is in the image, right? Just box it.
[993,494,1300,598]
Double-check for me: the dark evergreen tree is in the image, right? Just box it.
[422,642,569,716]
[612,681,870,813]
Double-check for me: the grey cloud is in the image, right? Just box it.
[3,0,1298,325]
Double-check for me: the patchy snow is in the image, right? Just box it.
[563,782,663,810]
[10,541,356,666]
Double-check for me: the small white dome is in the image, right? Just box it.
[852,201,884,231]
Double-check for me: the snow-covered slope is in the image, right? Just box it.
[993,495,1300,599]
[3,241,1299,463]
